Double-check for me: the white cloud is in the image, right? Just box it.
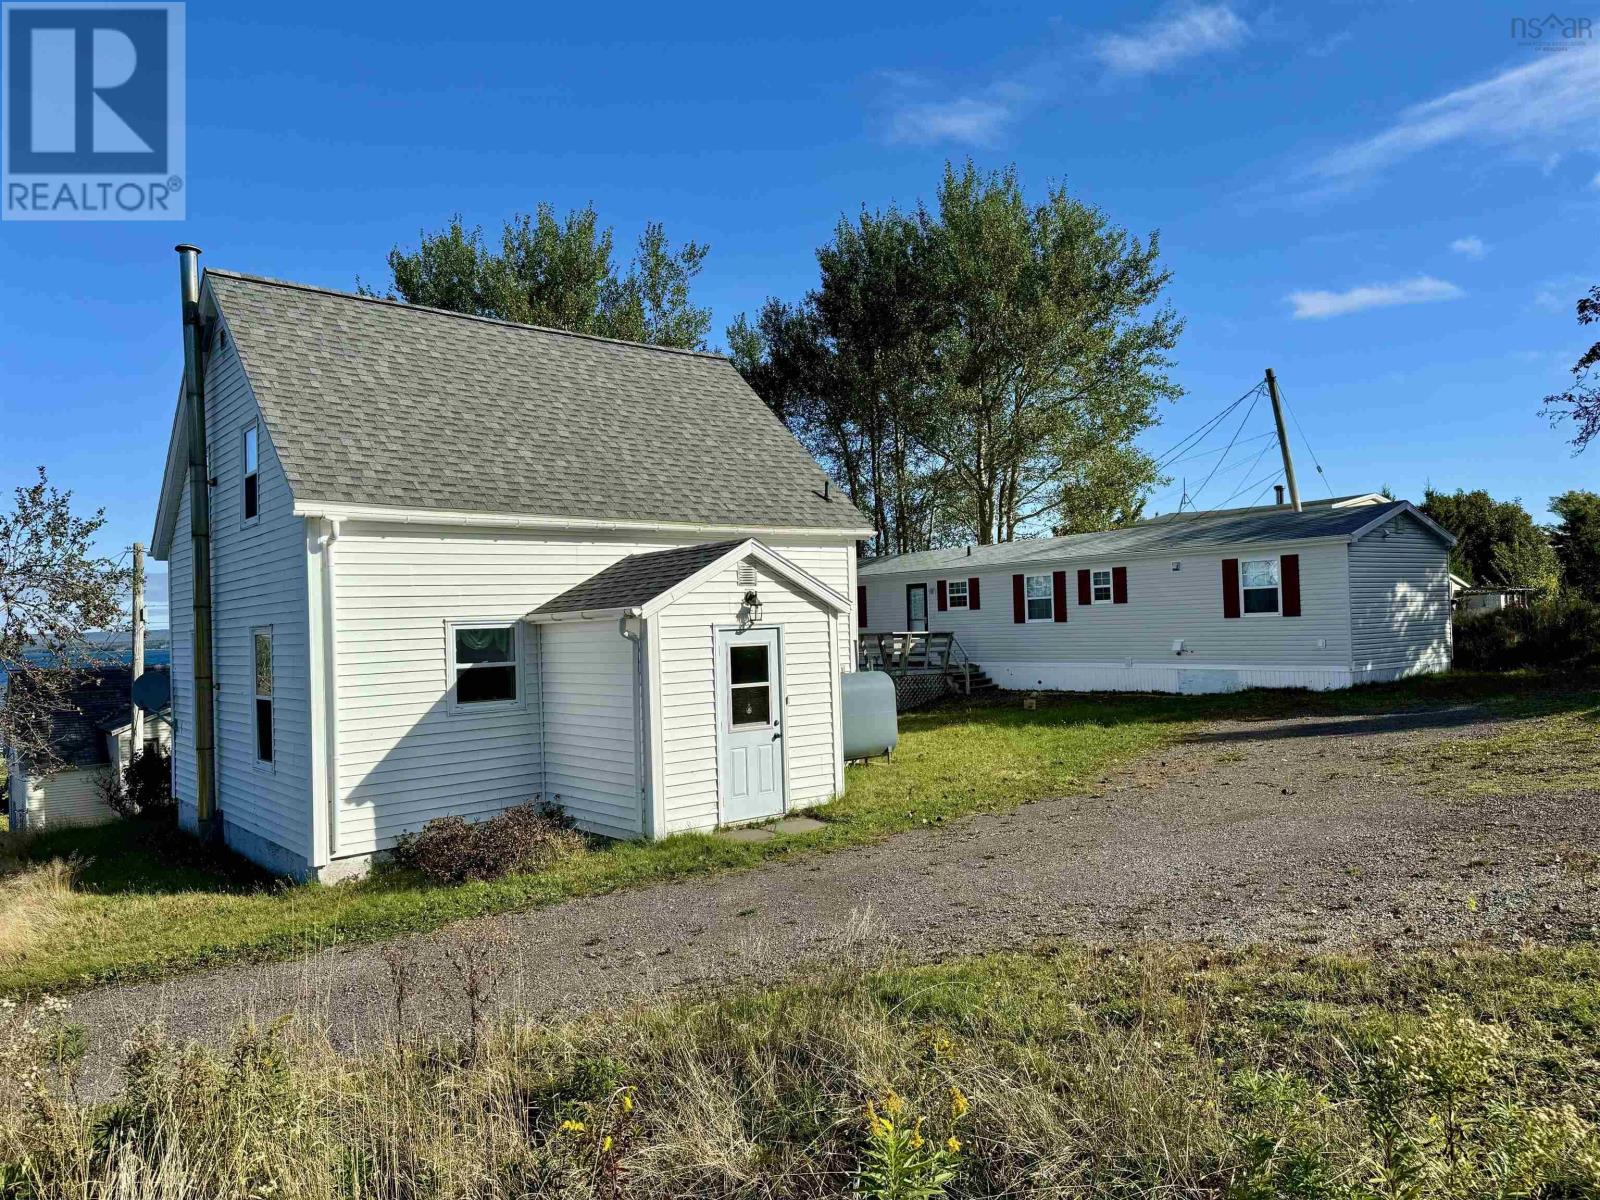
[1094,4,1248,75]
[1288,277,1464,320]
[1309,51,1600,187]
[887,95,1017,146]
[1592,170,1600,190]
[1450,235,1487,258]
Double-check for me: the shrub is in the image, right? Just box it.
[391,799,585,884]
[1454,595,1600,671]
[100,745,174,820]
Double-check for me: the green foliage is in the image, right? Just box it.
[0,468,130,772]
[1419,488,1557,588]
[1540,284,1600,453]
[1453,595,1600,670]
[731,161,1180,551]
[366,206,712,349]
[1551,489,1600,599]
[857,1090,965,1200]
[102,745,173,820]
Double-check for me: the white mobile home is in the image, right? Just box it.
[858,496,1456,695]
[150,257,871,880]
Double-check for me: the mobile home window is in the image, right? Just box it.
[453,625,519,706]
[1240,558,1280,614]
[242,423,260,520]
[947,579,969,609]
[1024,574,1053,622]
[253,629,274,764]
[1091,569,1113,603]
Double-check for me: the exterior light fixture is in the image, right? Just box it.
[741,588,763,627]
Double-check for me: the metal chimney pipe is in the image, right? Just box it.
[176,244,219,841]
[1274,484,1285,507]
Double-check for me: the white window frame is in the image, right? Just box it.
[251,626,274,771]
[945,578,969,610]
[1090,567,1114,605]
[447,619,524,713]
[241,421,261,525]
[1239,556,1281,616]
[1024,573,1054,622]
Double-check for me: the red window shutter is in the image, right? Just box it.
[1012,574,1025,623]
[1222,558,1241,619]
[937,579,948,611]
[968,577,981,610]
[1052,570,1068,622]
[1112,565,1128,604]
[1281,554,1301,617]
[857,584,867,629]
[1077,569,1092,606]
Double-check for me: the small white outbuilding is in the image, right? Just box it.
[527,539,849,838]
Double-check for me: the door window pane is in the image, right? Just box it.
[730,644,769,685]
[731,684,771,727]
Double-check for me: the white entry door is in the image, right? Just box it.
[716,626,786,823]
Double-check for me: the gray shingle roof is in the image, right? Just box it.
[8,666,141,768]
[533,540,745,616]
[203,271,872,532]
[859,497,1445,577]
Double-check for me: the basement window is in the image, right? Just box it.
[1240,558,1280,614]
[242,423,260,521]
[452,624,520,707]
[947,579,969,609]
[253,629,274,765]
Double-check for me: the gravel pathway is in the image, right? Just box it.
[66,703,1600,1086]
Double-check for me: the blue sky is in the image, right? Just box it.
[3,1,1597,628]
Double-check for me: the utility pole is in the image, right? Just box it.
[131,542,145,752]
[1265,368,1301,513]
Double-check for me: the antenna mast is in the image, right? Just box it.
[1265,368,1301,512]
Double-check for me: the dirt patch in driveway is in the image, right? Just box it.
[63,702,1600,1087]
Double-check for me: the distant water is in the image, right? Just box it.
[0,647,171,687]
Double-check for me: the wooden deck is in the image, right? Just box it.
[856,632,995,710]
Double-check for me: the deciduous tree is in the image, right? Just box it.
[1541,285,1600,452]
[1,469,128,772]
[1550,489,1600,599]
[1420,488,1557,588]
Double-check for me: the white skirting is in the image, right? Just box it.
[983,660,1360,694]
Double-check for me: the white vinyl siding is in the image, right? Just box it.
[655,557,838,833]
[326,527,852,856]
[165,336,313,863]
[540,622,641,839]
[8,765,115,830]
[1349,512,1453,680]
[862,540,1353,677]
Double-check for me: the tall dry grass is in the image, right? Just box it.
[0,854,80,966]
[3,944,1599,1198]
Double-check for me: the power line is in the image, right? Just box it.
[1275,382,1335,498]
[1185,386,1263,511]
[1161,430,1275,470]
[1154,380,1266,470]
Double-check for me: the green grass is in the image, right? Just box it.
[7,942,1600,1197]
[1389,686,1600,796]
[2,671,1595,999]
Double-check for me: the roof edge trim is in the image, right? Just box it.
[293,500,874,540]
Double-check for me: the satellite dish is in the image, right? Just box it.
[131,666,171,713]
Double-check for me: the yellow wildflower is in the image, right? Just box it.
[866,1100,891,1136]
[909,1117,925,1149]
[559,1119,586,1134]
[883,1090,905,1117]
[620,1091,634,1114]
[601,1136,613,1152]
[947,1136,961,1154]
[949,1085,969,1120]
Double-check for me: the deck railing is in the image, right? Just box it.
[856,631,976,694]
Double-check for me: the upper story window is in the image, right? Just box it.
[1024,573,1053,621]
[452,624,520,707]
[1240,557,1280,614]
[1090,568,1113,603]
[242,423,260,521]
[253,628,274,764]
[947,579,969,609]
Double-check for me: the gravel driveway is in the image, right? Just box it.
[65,703,1600,1085]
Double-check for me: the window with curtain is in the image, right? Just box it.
[453,625,519,705]
[1240,558,1280,614]
[242,423,260,520]
[1025,574,1053,621]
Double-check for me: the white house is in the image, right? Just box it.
[857,495,1456,695]
[150,256,872,881]
[6,666,172,832]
